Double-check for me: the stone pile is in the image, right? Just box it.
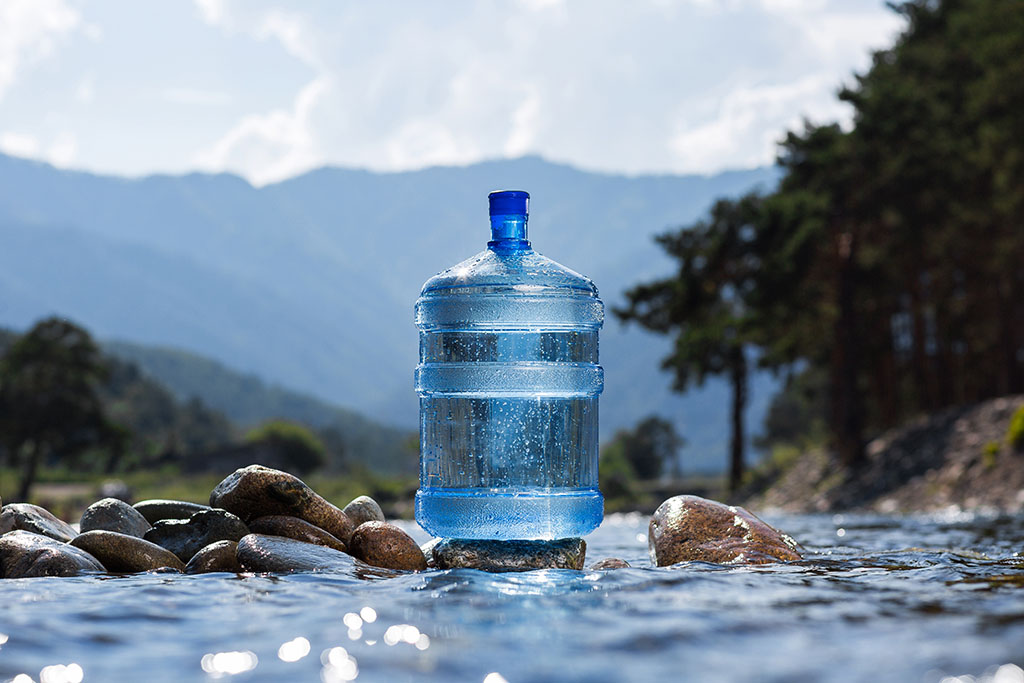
[0,465,802,579]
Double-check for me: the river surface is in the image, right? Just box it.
[1,511,1023,683]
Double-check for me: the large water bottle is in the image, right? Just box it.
[415,190,604,540]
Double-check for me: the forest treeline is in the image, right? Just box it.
[0,319,414,501]
[619,0,1024,492]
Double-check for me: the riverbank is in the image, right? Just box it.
[742,395,1024,514]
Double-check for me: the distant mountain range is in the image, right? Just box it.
[0,152,778,472]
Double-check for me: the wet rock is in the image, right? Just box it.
[184,540,242,574]
[80,498,151,538]
[133,499,211,524]
[236,534,355,573]
[144,509,249,563]
[432,538,587,572]
[342,496,385,527]
[649,495,802,566]
[0,503,78,542]
[0,530,105,578]
[248,515,347,552]
[210,465,355,544]
[590,558,631,570]
[420,537,441,569]
[70,530,185,572]
[348,522,426,571]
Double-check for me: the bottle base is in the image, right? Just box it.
[415,487,603,540]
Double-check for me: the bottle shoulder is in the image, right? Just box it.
[420,248,599,298]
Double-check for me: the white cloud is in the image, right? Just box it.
[195,76,329,185]
[47,130,77,167]
[670,75,848,172]
[0,0,80,101]
[0,131,40,158]
[504,88,542,158]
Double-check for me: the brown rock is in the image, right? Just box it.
[590,558,631,570]
[184,540,242,574]
[348,521,426,571]
[0,530,104,578]
[342,496,385,527]
[70,530,185,572]
[80,498,151,538]
[0,503,78,542]
[432,538,587,571]
[133,499,211,524]
[248,515,347,553]
[236,534,355,573]
[649,495,802,566]
[209,465,354,543]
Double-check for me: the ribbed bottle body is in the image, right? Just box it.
[415,284,604,539]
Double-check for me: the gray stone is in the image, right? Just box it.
[0,503,78,542]
[236,534,355,573]
[432,538,587,572]
[210,465,354,544]
[0,530,105,578]
[248,515,347,553]
[342,496,385,527]
[144,509,249,563]
[69,530,185,572]
[133,499,211,524]
[649,495,803,566]
[590,558,631,570]
[348,521,426,571]
[80,498,151,538]
[184,540,242,574]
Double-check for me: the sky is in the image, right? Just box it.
[0,0,905,186]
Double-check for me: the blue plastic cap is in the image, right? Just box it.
[489,190,529,217]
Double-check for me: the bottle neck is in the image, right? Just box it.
[488,214,530,250]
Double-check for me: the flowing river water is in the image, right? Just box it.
[1,511,1022,683]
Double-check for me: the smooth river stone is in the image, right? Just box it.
[0,503,78,542]
[70,530,185,572]
[80,498,151,538]
[648,495,803,566]
[590,558,631,570]
[432,538,587,572]
[248,515,347,553]
[144,509,249,563]
[236,534,355,573]
[348,521,426,571]
[133,499,211,524]
[184,540,242,574]
[0,530,104,578]
[342,496,385,527]
[209,465,354,544]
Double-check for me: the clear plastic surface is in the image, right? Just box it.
[415,190,604,540]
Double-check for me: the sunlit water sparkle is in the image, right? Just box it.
[1,512,1022,682]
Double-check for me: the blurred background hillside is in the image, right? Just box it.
[1,0,1021,514]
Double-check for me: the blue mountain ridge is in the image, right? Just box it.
[0,153,779,473]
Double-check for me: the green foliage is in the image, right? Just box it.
[617,195,763,491]
[598,439,637,507]
[754,366,829,453]
[1008,406,1024,451]
[982,440,1000,469]
[617,415,685,480]
[246,419,327,475]
[623,0,1024,474]
[0,317,120,500]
